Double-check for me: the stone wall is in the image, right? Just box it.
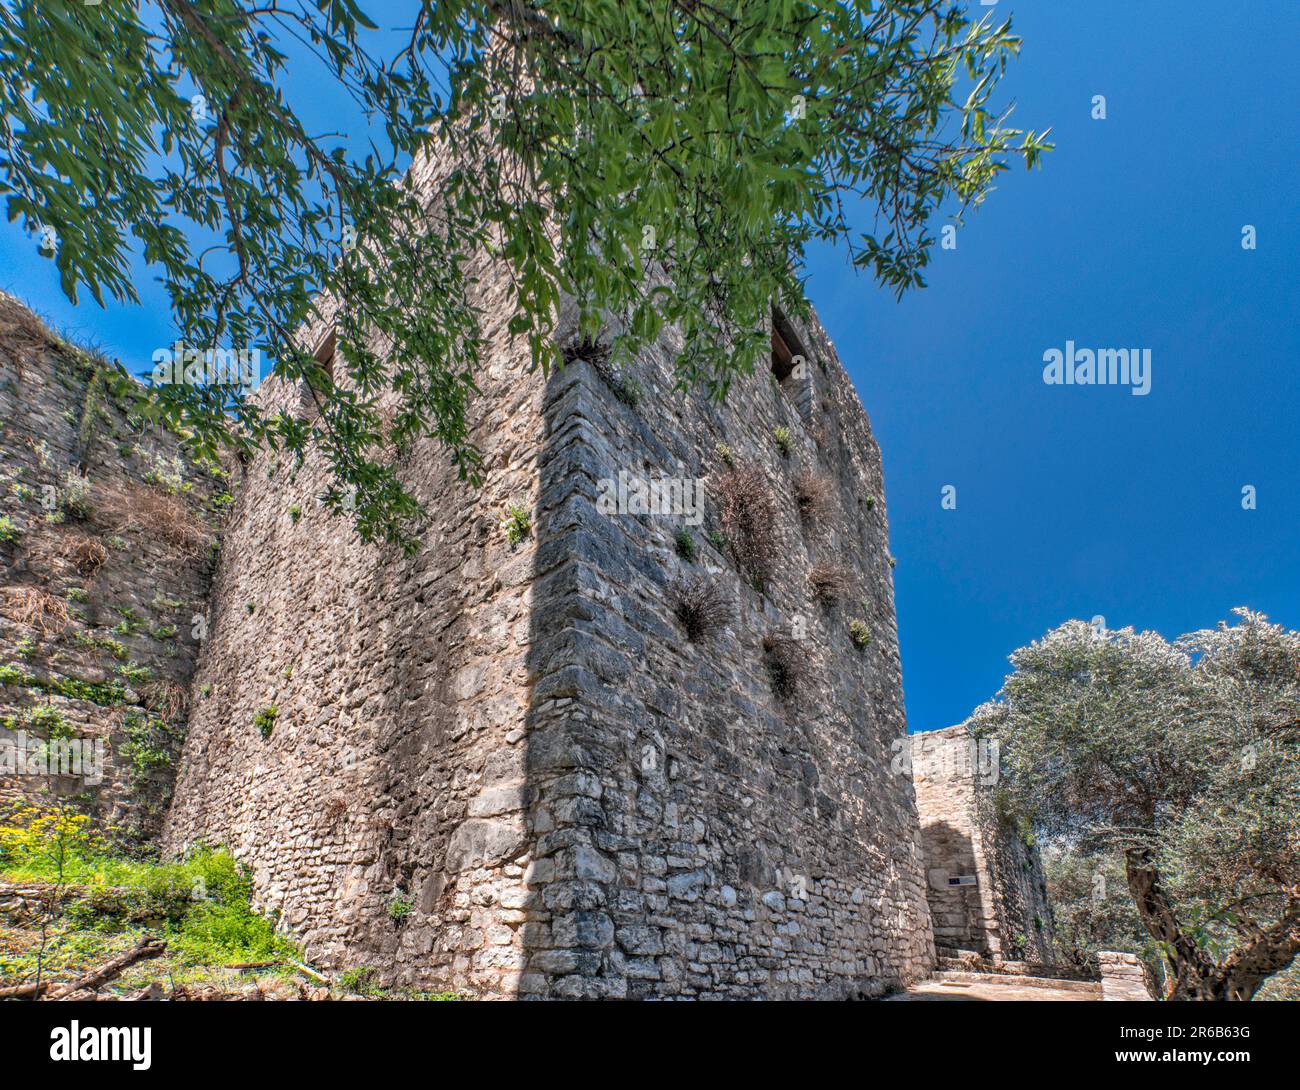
[1098,951,1154,1001]
[160,166,555,991]
[516,299,934,999]
[911,723,1056,964]
[0,292,226,845]
[160,148,933,999]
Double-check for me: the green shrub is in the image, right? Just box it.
[503,504,531,547]
[26,704,74,739]
[387,890,414,921]
[339,966,383,996]
[116,662,153,685]
[60,470,94,520]
[715,442,736,468]
[98,638,128,661]
[141,451,186,495]
[849,619,872,649]
[613,375,642,407]
[0,813,291,965]
[0,515,20,545]
[773,426,792,456]
[253,705,277,739]
[0,663,128,706]
[120,712,173,777]
[674,528,697,562]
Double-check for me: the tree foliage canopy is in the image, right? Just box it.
[0,0,1048,546]
[975,610,1300,1000]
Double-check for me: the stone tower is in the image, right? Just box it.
[160,148,934,999]
[911,723,1056,964]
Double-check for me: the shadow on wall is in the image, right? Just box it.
[501,326,930,999]
[919,820,986,957]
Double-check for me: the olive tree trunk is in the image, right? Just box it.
[1125,848,1300,1000]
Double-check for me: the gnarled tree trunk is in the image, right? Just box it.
[1125,849,1300,1000]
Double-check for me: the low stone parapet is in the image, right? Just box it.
[1098,951,1155,1001]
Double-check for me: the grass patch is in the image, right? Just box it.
[762,630,806,701]
[0,807,297,974]
[715,465,779,589]
[808,560,854,607]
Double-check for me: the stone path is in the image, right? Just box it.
[887,970,1101,1001]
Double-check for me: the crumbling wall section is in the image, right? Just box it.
[0,293,226,846]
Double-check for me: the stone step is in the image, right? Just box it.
[929,970,1101,996]
[935,956,1097,982]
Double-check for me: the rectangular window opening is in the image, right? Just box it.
[770,307,805,382]
[313,330,336,383]
[300,330,336,419]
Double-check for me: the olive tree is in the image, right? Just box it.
[0,0,1049,547]
[974,609,1300,1000]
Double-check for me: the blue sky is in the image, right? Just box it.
[1,2,1295,733]
[807,0,1299,730]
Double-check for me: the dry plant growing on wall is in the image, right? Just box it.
[563,333,641,408]
[58,533,108,578]
[809,561,855,607]
[98,481,210,559]
[143,680,188,722]
[0,292,56,376]
[715,465,779,587]
[792,469,833,526]
[671,575,732,643]
[560,333,611,369]
[1,585,70,636]
[763,630,806,701]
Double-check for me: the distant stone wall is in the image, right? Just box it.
[0,292,226,845]
[161,147,932,998]
[911,723,1056,964]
